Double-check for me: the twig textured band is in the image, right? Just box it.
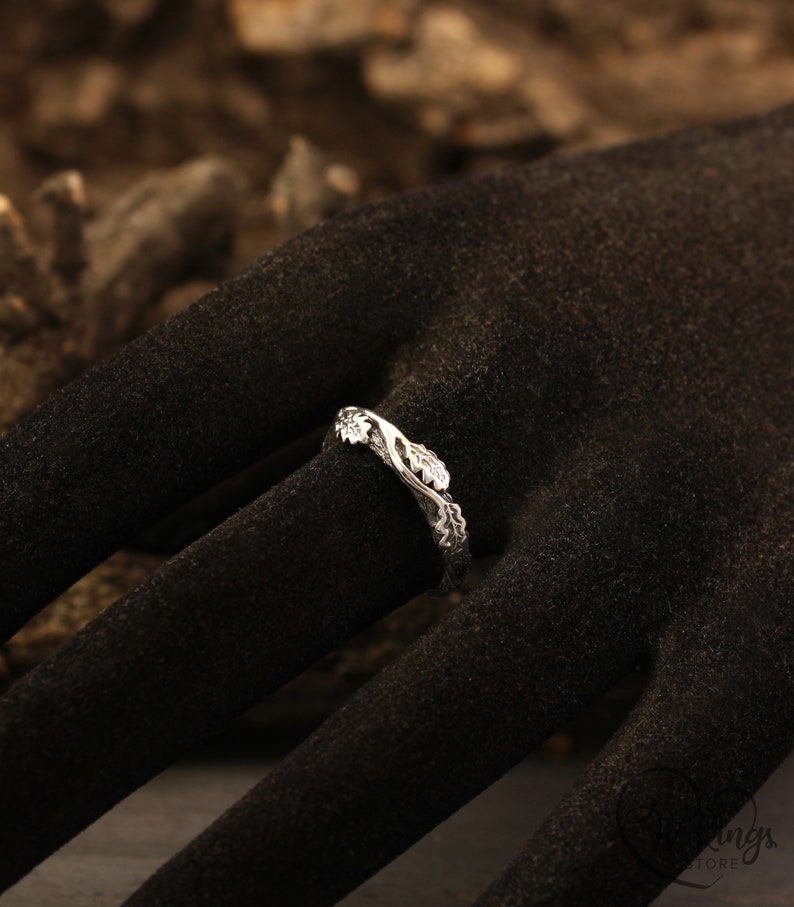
[323,406,471,596]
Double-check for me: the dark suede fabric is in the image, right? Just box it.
[0,105,792,906]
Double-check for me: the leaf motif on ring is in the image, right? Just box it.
[404,441,450,491]
[337,409,372,444]
[434,499,467,550]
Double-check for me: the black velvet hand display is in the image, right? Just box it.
[0,104,792,907]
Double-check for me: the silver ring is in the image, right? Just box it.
[323,406,471,596]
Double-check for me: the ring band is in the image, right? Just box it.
[323,406,471,596]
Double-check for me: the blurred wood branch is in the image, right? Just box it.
[0,156,245,432]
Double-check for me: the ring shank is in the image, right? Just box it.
[324,406,472,596]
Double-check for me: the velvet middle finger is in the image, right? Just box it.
[0,444,439,893]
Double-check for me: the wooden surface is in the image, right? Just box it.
[2,743,791,906]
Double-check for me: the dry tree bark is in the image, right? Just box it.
[0,156,244,432]
[267,135,362,237]
[228,0,794,155]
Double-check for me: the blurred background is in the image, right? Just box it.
[1,0,794,749]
